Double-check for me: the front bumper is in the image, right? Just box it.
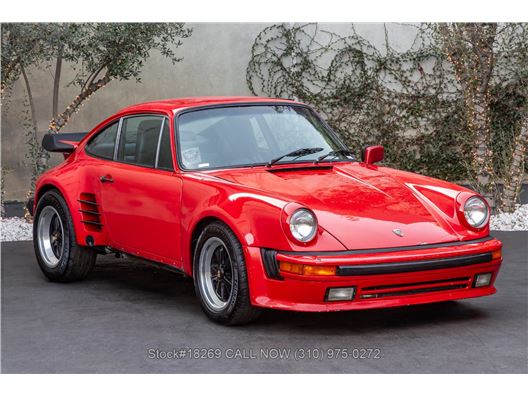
[244,237,502,312]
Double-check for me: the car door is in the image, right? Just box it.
[97,114,182,265]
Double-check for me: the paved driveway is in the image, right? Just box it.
[1,231,527,373]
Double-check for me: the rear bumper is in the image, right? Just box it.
[244,237,502,312]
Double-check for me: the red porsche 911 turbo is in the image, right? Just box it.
[29,96,502,325]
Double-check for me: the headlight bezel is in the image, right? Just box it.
[288,208,318,243]
[281,203,319,245]
[458,193,490,230]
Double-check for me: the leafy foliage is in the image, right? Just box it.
[64,23,191,87]
[1,24,49,94]
[2,23,191,93]
[42,23,192,136]
[1,23,192,200]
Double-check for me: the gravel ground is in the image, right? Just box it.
[1,204,527,242]
[490,204,528,231]
[0,217,33,242]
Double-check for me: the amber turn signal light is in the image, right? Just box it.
[279,262,336,276]
[491,250,502,260]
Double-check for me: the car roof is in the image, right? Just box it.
[118,96,302,114]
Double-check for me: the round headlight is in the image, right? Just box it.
[464,196,489,228]
[289,209,317,242]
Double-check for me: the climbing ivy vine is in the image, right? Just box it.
[246,23,527,209]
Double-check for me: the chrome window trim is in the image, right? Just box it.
[115,114,165,167]
[154,117,167,168]
[113,117,124,161]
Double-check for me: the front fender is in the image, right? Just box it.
[180,174,345,273]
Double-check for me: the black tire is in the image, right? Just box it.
[193,221,261,325]
[33,189,96,282]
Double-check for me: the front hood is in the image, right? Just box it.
[211,163,466,250]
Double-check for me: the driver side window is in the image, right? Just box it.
[117,115,164,168]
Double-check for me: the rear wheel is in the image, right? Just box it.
[193,221,261,325]
[33,190,96,282]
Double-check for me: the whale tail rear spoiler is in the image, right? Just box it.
[42,132,89,154]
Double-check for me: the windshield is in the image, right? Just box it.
[176,105,349,170]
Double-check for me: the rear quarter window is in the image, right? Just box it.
[85,122,119,159]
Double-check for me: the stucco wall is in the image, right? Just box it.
[1,23,419,200]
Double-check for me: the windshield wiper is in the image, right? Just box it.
[314,149,355,164]
[266,147,324,167]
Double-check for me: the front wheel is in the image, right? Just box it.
[33,190,96,282]
[193,221,261,325]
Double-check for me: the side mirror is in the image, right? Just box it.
[361,145,384,165]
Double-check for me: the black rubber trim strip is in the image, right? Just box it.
[78,199,99,206]
[360,284,467,299]
[80,220,103,227]
[79,209,100,216]
[260,248,283,280]
[361,276,470,291]
[77,199,99,206]
[336,252,493,276]
[266,165,334,173]
[278,236,494,257]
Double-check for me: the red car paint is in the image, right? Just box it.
[33,96,502,312]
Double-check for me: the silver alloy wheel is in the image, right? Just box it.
[37,206,64,268]
[198,237,234,311]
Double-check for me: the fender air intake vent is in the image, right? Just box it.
[78,193,103,231]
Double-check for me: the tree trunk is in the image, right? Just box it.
[52,48,63,117]
[20,65,40,221]
[499,115,528,213]
[465,92,496,205]
[35,74,112,176]
[20,65,39,187]
[437,23,498,206]
[20,65,38,139]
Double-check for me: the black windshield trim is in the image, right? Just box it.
[174,102,349,172]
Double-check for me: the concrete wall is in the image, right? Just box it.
[1,23,419,201]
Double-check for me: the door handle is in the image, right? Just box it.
[100,175,114,183]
